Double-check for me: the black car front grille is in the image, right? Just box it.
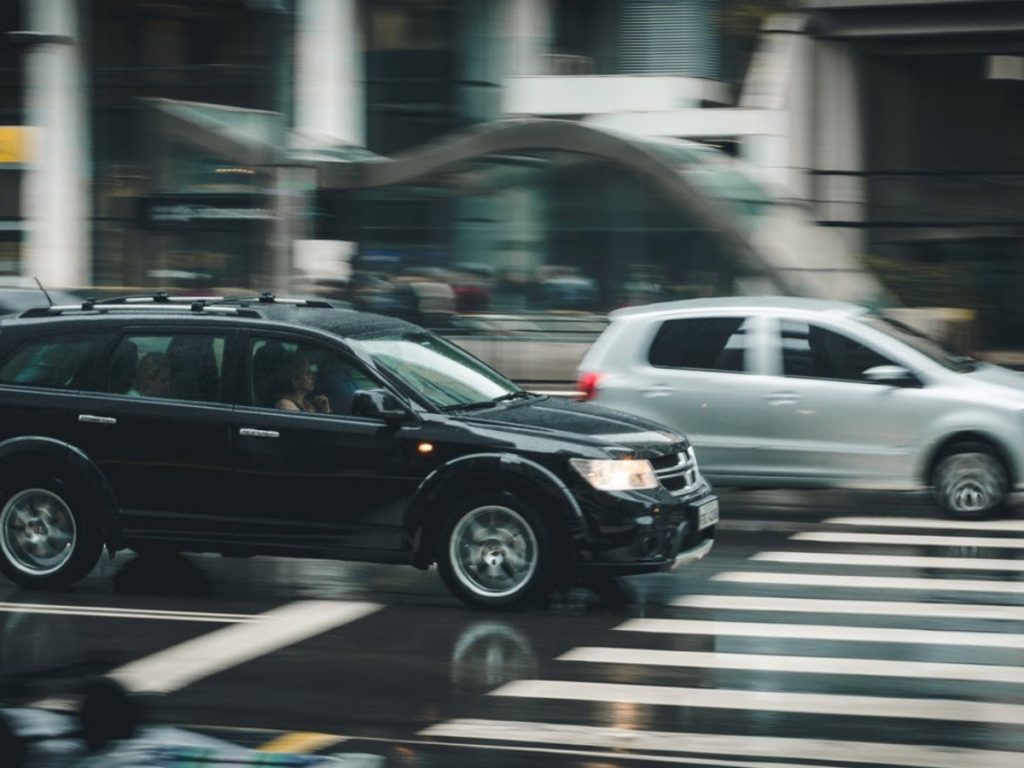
[654,450,699,494]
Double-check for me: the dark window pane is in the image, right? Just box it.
[782,321,893,382]
[0,336,102,390]
[648,316,749,371]
[249,338,376,416]
[107,334,226,403]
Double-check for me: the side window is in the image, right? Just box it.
[782,321,894,382]
[106,334,227,403]
[0,335,104,390]
[648,316,752,372]
[249,337,375,416]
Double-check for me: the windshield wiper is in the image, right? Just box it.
[490,390,535,405]
[438,391,535,413]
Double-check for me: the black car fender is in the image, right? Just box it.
[0,436,122,547]
[405,452,589,568]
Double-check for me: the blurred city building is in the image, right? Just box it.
[0,0,1022,363]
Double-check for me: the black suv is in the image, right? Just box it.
[0,295,717,607]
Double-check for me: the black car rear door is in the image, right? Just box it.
[70,325,240,542]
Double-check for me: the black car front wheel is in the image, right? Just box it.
[437,492,553,609]
[0,479,102,588]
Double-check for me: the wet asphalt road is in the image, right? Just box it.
[2,489,1024,767]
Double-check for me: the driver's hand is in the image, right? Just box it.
[312,394,331,413]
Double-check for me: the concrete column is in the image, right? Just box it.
[294,0,364,147]
[813,40,866,254]
[504,0,553,78]
[455,1,551,276]
[21,0,91,288]
[460,0,552,123]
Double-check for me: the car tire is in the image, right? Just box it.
[932,442,1008,520]
[0,477,103,588]
[437,492,553,609]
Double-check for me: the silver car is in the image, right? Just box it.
[578,296,1024,518]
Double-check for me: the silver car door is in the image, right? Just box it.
[622,313,780,484]
[762,316,930,487]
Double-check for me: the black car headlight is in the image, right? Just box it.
[569,458,659,491]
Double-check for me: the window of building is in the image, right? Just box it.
[648,316,750,372]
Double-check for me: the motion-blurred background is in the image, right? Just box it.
[2,0,1022,384]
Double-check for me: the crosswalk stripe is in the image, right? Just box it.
[0,601,253,623]
[671,594,1024,620]
[617,618,1024,648]
[825,516,1024,532]
[792,531,1024,549]
[559,647,1024,684]
[712,571,1024,594]
[420,718,1024,768]
[752,551,1024,571]
[493,680,1024,725]
[110,601,381,694]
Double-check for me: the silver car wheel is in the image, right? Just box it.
[935,452,1006,516]
[0,488,77,576]
[449,504,538,599]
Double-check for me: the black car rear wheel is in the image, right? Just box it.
[437,492,552,609]
[0,478,102,588]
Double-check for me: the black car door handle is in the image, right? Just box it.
[239,428,279,439]
[79,414,117,425]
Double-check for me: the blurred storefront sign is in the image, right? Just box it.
[141,195,276,229]
[0,127,32,165]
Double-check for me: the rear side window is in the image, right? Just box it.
[648,316,752,372]
[105,333,227,403]
[0,335,104,390]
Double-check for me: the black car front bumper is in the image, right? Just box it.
[574,487,718,575]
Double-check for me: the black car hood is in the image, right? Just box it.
[458,396,687,457]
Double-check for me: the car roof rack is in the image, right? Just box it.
[94,291,227,305]
[220,292,336,308]
[13,290,341,319]
[18,300,263,319]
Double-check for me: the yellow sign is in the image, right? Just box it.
[0,127,32,164]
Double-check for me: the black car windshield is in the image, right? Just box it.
[861,315,976,373]
[356,330,523,409]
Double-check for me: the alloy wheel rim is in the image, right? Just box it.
[450,505,538,598]
[0,488,77,576]
[938,453,1005,515]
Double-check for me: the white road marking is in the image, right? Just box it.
[712,571,1024,595]
[671,594,1024,621]
[617,618,1024,649]
[752,551,1024,571]
[792,531,1024,549]
[559,647,1024,685]
[825,516,1024,532]
[0,601,253,623]
[110,600,381,694]
[493,680,1024,725]
[420,718,1024,768]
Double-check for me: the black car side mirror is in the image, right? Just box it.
[352,388,413,422]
